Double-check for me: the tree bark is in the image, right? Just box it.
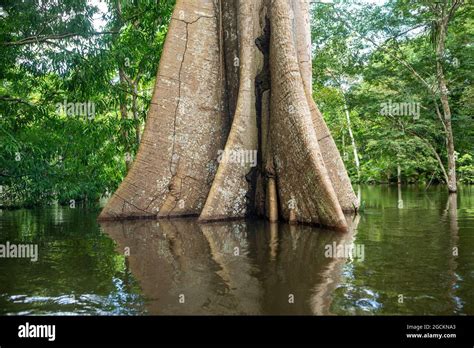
[99,0,358,231]
[118,67,132,171]
[436,14,457,193]
[131,79,141,145]
[397,164,401,184]
[343,98,360,180]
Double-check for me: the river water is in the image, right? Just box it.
[0,185,473,315]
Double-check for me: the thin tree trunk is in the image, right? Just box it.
[397,164,401,185]
[325,69,361,203]
[131,79,141,144]
[119,67,132,171]
[343,99,360,180]
[337,4,461,193]
[436,15,457,193]
[116,2,132,172]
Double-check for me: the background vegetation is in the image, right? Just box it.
[0,0,472,208]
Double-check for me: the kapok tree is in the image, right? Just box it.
[99,0,359,231]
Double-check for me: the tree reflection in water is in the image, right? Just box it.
[100,215,359,315]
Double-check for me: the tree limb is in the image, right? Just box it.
[2,31,119,46]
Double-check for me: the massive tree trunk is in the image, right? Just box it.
[98,0,358,231]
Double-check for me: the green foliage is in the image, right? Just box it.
[1,0,174,207]
[311,0,473,185]
[458,153,474,184]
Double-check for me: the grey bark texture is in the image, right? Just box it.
[99,0,358,231]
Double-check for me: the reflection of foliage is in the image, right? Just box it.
[0,208,145,315]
